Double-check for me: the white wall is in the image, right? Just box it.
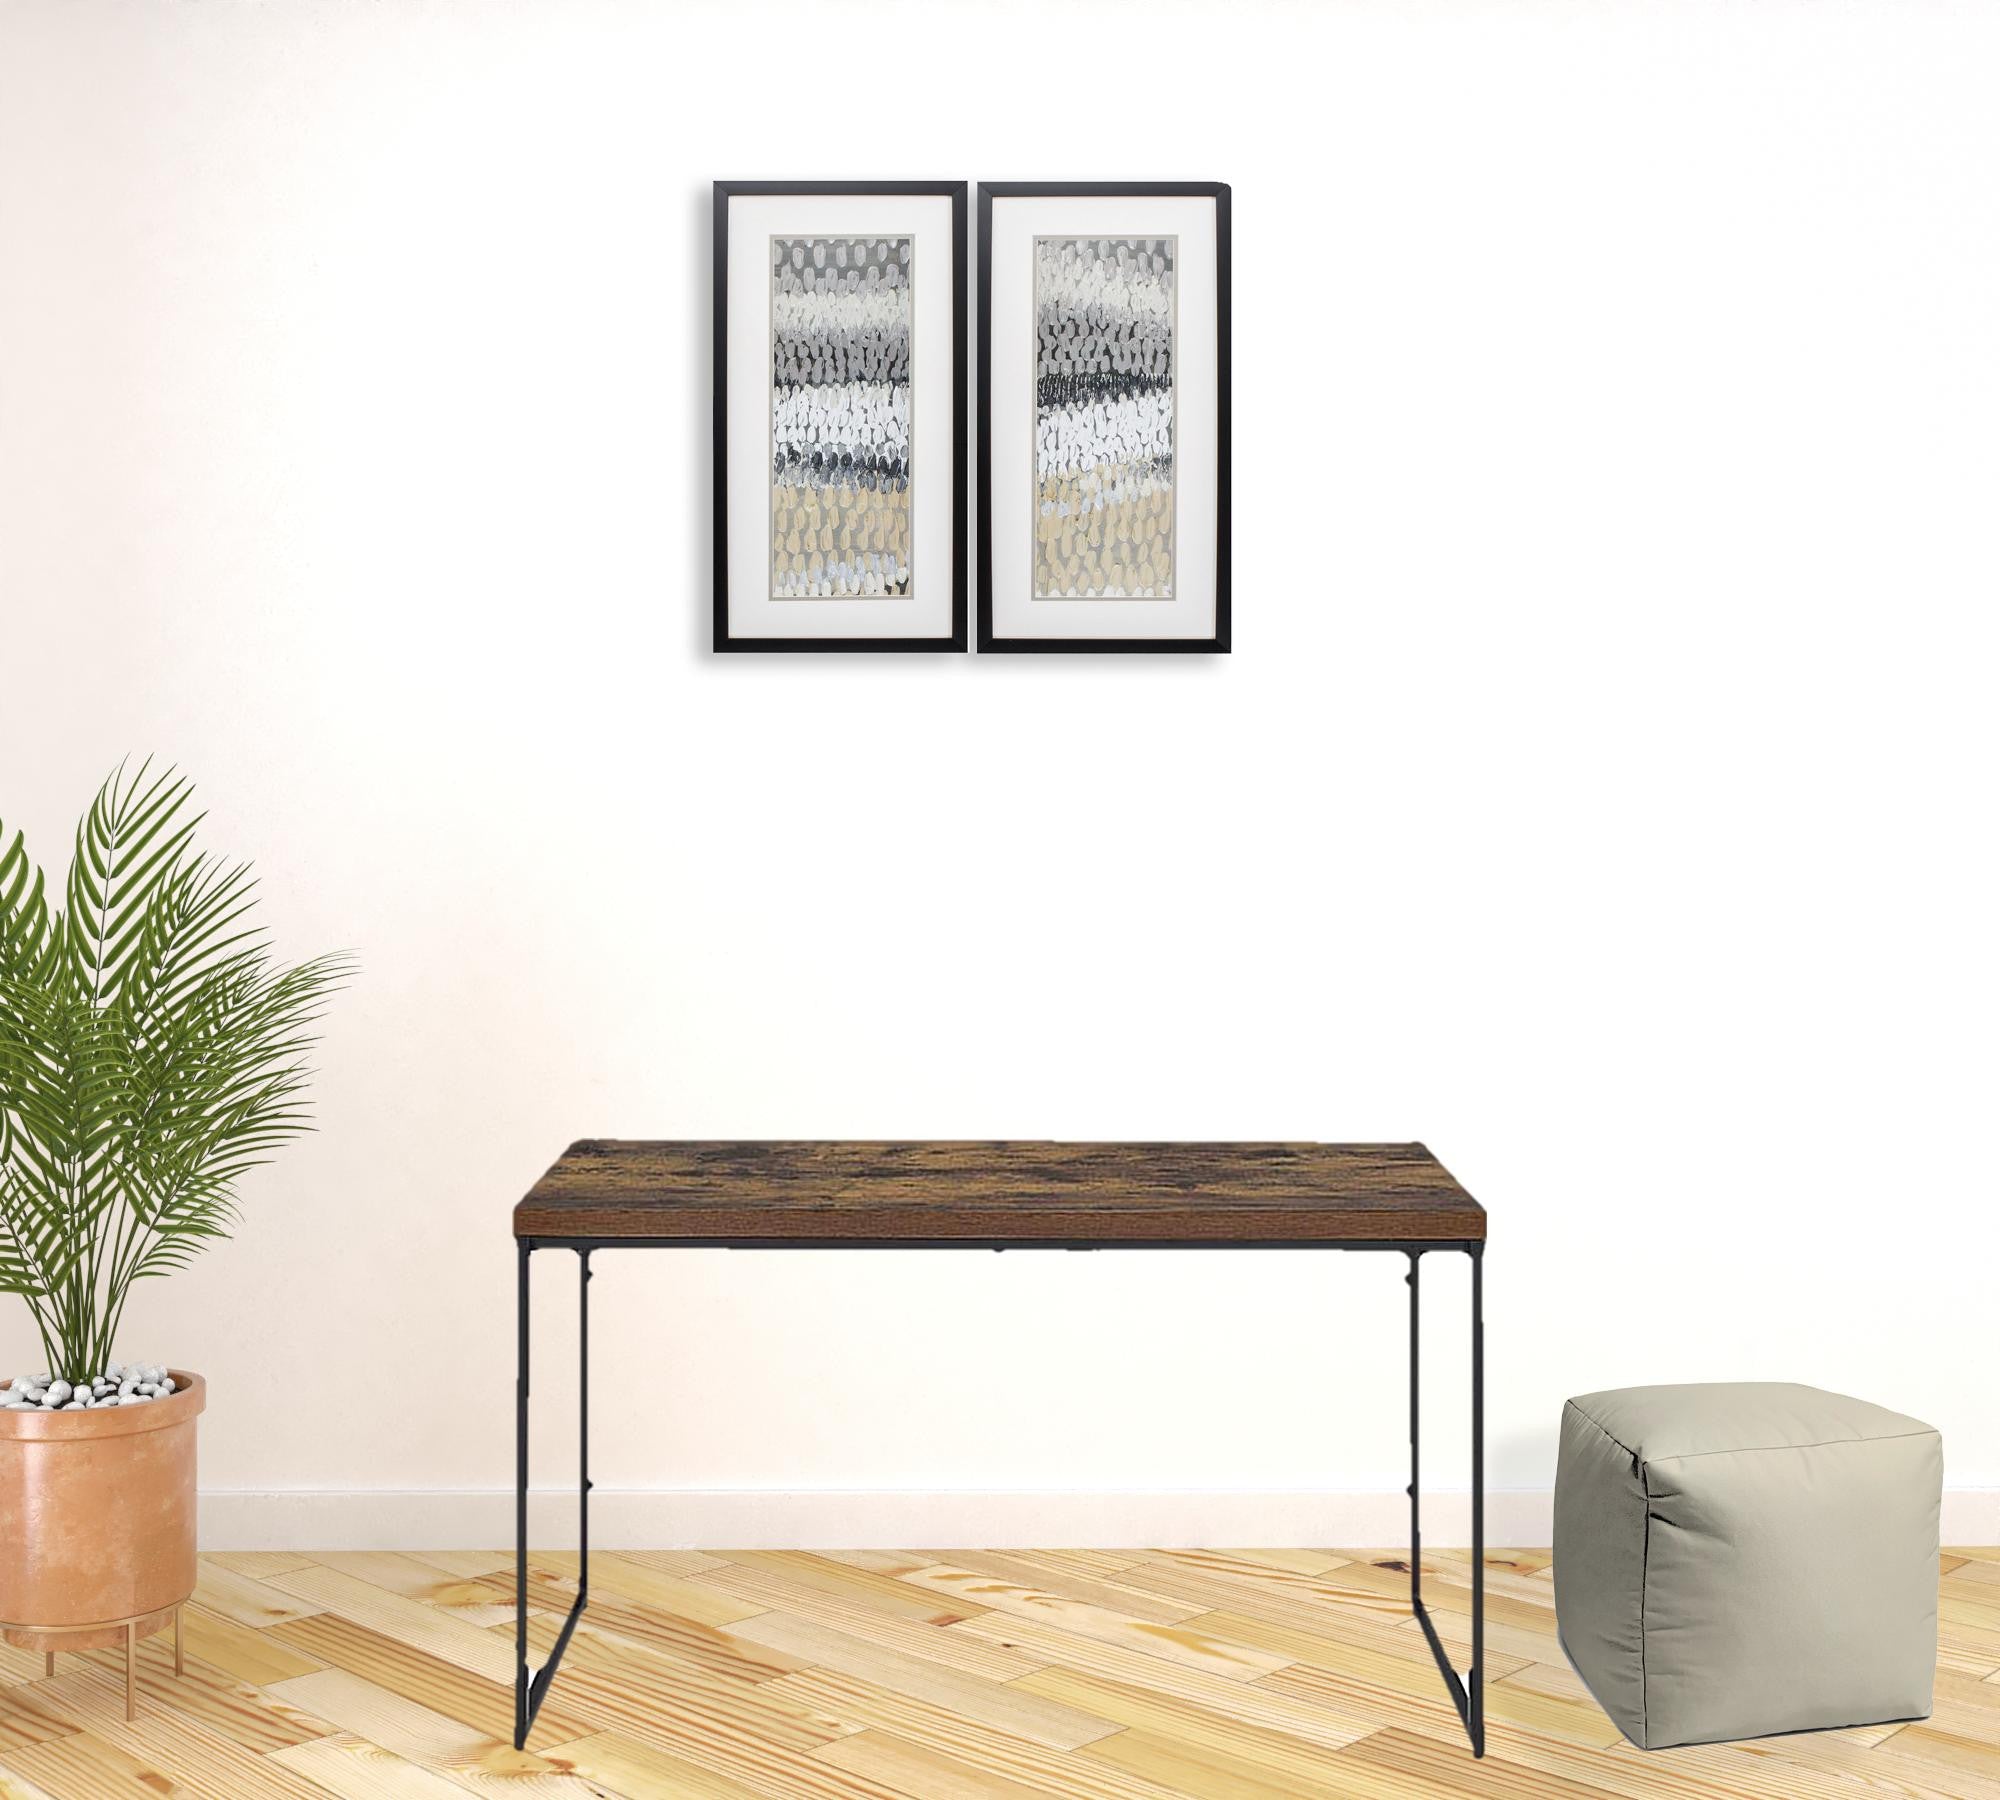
[1,0,1994,1548]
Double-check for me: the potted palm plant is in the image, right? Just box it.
[0,763,345,1714]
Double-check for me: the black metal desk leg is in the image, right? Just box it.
[1406,1243,1486,1757]
[514,1242,593,1751]
[1471,1239,1485,1752]
[514,1238,529,1749]
[1407,1250,1422,1608]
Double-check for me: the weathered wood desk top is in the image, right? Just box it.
[513,1140,1484,1245]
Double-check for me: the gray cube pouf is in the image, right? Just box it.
[1554,1382,1941,1750]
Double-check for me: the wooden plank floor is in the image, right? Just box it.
[0,1548,1993,1797]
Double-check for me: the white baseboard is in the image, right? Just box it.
[196,1487,2000,1551]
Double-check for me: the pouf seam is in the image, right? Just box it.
[1562,1400,1652,1745]
[1645,1426,1939,1466]
[1638,1463,1654,1746]
[1562,1397,1640,1463]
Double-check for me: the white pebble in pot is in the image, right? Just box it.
[1,1359,177,1414]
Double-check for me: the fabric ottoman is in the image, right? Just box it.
[1554,1382,1940,1749]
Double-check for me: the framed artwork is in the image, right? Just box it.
[977,182,1230,653]
[713,180,968,652]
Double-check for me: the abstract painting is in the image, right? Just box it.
[976,183,1226,652]
[1033,235,1175,599]
[771,235,912,598]
[714,182,965,651]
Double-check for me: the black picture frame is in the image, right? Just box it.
[713,180,969,653]
[977,181,1231,654]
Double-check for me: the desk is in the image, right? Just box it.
[512,1140,1487,1755]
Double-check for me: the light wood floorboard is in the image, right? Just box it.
[0,1550,1983,1797]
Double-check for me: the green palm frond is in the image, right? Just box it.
[0,823,58,985]
[65,760,204,1005]
[0,764,349,1382]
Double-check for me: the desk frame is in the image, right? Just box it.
[514,1235,1484,1757]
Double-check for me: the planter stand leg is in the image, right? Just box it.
[175,1604,184,1676]
[42,1652,52,1678]
[124,1620,135,1720]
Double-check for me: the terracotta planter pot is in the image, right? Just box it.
[0,1372,204,1654]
